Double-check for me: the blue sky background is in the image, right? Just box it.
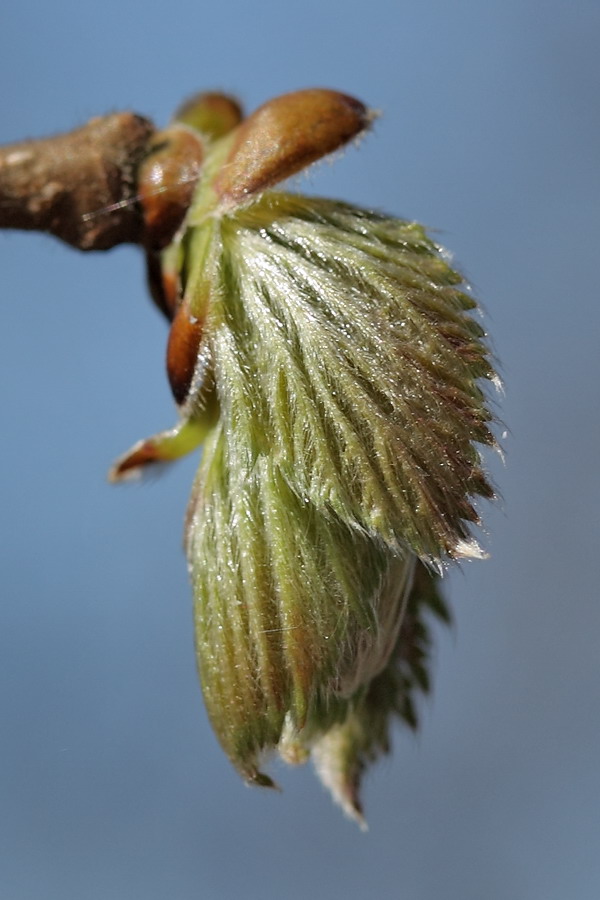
[1,2,599,898]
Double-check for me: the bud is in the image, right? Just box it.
[138,125,205,249]
[115,89,498,823]
[174,91,243,140]
[212,88,374,210]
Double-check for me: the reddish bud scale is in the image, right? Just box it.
[138,125,205,249]
[167,299,206,405]
[213,89,372,209]
[174,92,244,140]
[110,438,166,479]
[145,250,180,320]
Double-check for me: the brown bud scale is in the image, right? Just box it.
[138,126,205,249]
[213,89,372,209]
[167,300,206,405]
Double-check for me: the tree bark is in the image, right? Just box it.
[0,113,155,251]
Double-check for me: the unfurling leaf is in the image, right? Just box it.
[114,89,498,824]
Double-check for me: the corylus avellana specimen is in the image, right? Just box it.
[2,89,498,827]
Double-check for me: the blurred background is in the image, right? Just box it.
[1,1,598,897]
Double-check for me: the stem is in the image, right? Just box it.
[0,113,155,250]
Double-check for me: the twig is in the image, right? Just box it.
[0,113,155,250]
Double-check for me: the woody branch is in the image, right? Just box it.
[0,113,155,251]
